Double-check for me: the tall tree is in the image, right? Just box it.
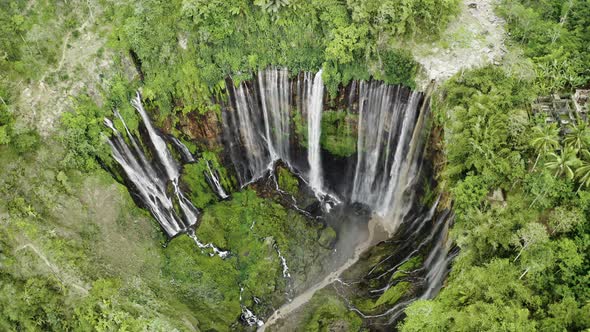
[574,149,590,191]
[530,123,560,170]
[563,122,590,151]
[545,147,580,179]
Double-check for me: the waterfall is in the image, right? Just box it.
[306,70,325,195]
[205,160,229,199]
[103,95,200,237]
[240,287,265,327]
[421,214,453,300]
[225,79,273,184]
[169,136,195,163]
[258,68,291,161]
[189,232,229,258]
[107,75,428,238]
[132,93,180,181]
[351,82,425,233]
[224,67,295,186]
[274,244,294,300]
[224,69,430,215]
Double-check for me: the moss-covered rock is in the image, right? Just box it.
[196,189,333,306]
[300,289,363,332]
[161,235,243,330]
[374,282,411,308]
[318,226,337,249]
[320,110,357,157]
[292,108,308,148]
[277,166,299,196]
[390,256,422,281]
[181,151,232,208]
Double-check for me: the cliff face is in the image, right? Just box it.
[168,73,436,213]
[173,72,361,158]
[179,110,223,150]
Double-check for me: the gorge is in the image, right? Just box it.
[104,67,452,330]
[3,0,588,331]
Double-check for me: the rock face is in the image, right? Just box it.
[411,0,506,88]
[179,110,223,150]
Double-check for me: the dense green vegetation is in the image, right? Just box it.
[0,130,334,330]
[400,66,590,331]
[182,151,234,208]
[2,0,589,330]
[277,166,300,196]
[400,4,590,327]
[498,0,590,93]
[107,0,459,119]
[320,110,358,157]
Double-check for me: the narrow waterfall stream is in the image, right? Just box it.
[306,70,324,195]
[103,111,194,237]
[169,136,196,163]
[258,68,291,161]
[204,160,229,199]
[104,93,222,245]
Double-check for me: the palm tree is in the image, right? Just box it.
[575,149,590,192]
[530,123,560,170]
[545,147,581,179]
[564,122,590,151]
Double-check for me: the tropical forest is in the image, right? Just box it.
[0,0,588,331]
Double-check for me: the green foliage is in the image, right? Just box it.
[575,150,590,190]
[318,226,337,249]
[563,122,590,151]
[402,65,590,331]
[378,49,418,88]
[254,0,291,14]
[498,0,590,92]
[325,25,369,65]
[292,108,308,148]
[391,256,422,281]
[544,147,580,179]
[60,96,111,172]
[374,282,411,307]
[196,189,331,296]
[401,259,538,331]
[0,0,92,85]
[73,278,179,332]
[11,130,40,154]
[0,97,14,146]
[347,0,461,38]
[530,123,560,168]
[0,83,39,154]
[181,152,231,209]
[300,290,363,332]
[0,275,69,331]
[161,236,242,330]
[548,206,584,235]
[182,162,218,209]
[441,67,534,187]
[111,0,460,115]
[277,166,299,196]
[320,110,358,157]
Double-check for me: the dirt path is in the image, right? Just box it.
[412,0,506,87]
